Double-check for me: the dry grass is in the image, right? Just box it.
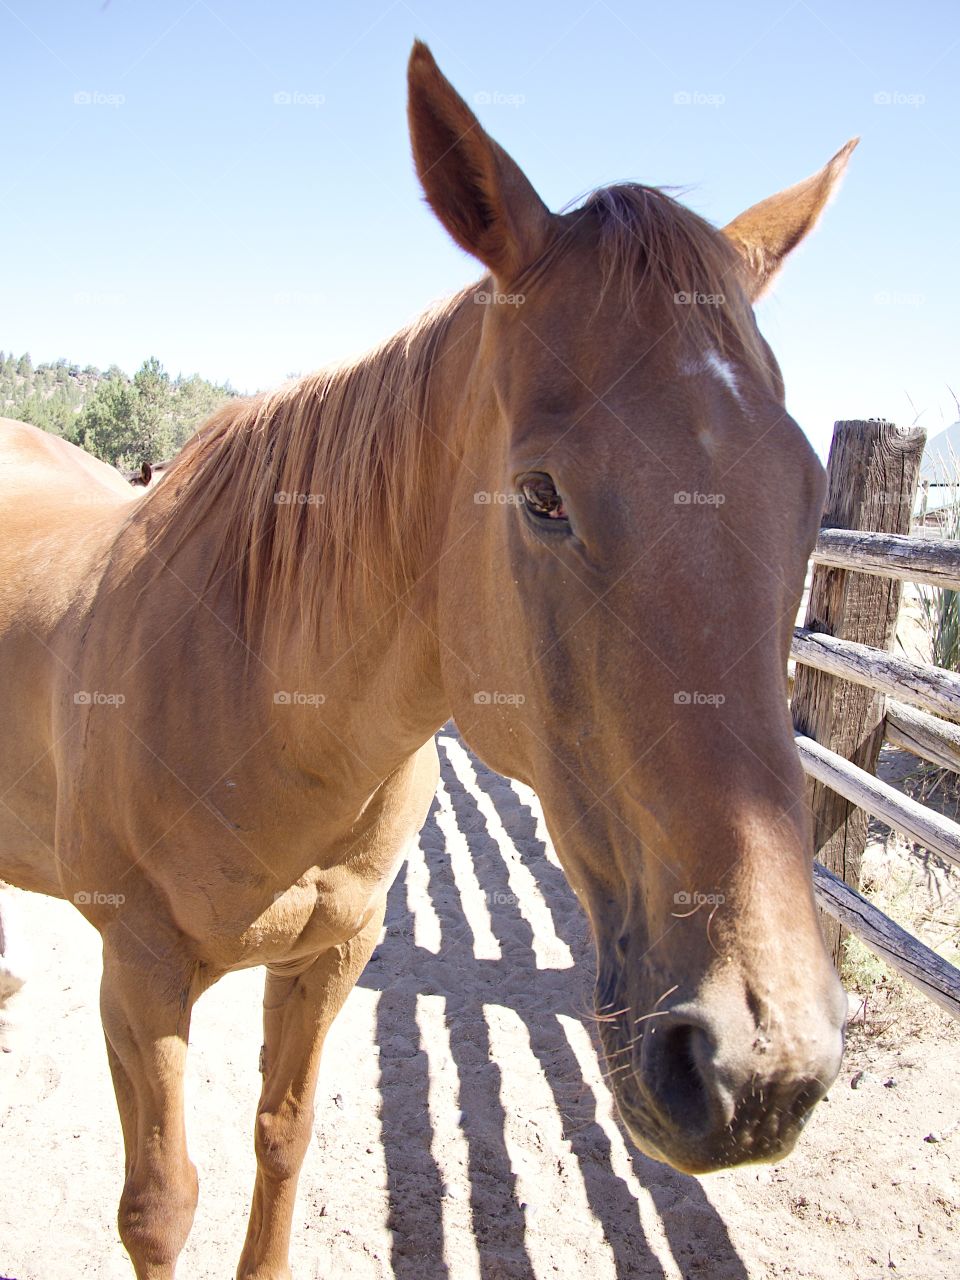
[842,746,960,1046]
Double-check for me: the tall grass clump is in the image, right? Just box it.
[918,448,960,671]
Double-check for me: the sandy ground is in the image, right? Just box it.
[1,728,959,1280]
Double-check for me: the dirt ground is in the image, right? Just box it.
[1,728,958,1280]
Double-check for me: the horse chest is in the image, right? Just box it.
[273,741,439,961]
[236,833,411,967]
[144,741,438,970]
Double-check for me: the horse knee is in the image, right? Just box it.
[118,1162,198,1265]
[254,1104,314,1183]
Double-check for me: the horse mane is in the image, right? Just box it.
[143,287,471,644]
[577,182,772,376]
[144,183,772,646]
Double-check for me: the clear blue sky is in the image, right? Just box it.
[1,0,957,457]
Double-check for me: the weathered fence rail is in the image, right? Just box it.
[792,627,960,723]
[813,862,960,1019]
[811,527,960,589]
[884,699,960,774]
[790,419,960,1021]
[795,734,960,872]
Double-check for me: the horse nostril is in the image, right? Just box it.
[641,1020,720,1134]
[623,1012,841,1171]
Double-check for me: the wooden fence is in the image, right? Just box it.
[791,420,960,1019]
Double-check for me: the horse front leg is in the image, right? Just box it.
[237,908,384,1280]
[100,922,205,1279]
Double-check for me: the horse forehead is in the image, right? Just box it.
[494,303,677,406]
[492,306,760,457]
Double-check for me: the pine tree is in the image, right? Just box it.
[4,351,235,468]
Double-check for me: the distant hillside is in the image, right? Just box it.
[921,420,960,483]
[0,350,237,472]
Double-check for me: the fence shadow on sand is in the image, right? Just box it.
[356,727,748,1280]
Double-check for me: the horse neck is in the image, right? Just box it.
[263,297,481,780]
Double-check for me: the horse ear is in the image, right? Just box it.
[407,40,553,283]
[722,139,858,299]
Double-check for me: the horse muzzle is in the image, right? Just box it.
[601,992,846,1174]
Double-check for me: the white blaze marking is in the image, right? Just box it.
[704,350,743,403]
[679,349,745,407]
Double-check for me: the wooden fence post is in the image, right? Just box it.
[791,420,926,967]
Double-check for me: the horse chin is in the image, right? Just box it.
[615,1098,806,1176]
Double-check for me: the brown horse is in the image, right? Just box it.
[126,458,174,487]
[0,41,856,1280]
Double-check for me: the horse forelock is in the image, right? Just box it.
[567,183,777,385]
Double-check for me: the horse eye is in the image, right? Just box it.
[520,473,568,521]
